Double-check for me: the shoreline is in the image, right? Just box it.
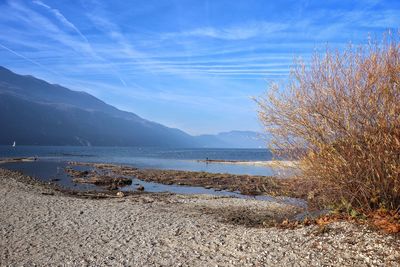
[0,158,307,200]
[1,167,400,265]
[67,161,308,200]
[197,159,299,168]
[0,157,38,164]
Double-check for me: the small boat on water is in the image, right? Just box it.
[12,141,16,147]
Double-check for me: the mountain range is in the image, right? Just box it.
[0,66,265,148]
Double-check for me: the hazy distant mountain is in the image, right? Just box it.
[0,66,266,148]
[0,66,197,147]
[196,131,266,148]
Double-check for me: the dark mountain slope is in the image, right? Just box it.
[0,67,197,147]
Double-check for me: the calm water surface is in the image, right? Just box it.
[0,146,276,176]
[0,146,304,206]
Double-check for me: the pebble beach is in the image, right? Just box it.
[1,168,399,266]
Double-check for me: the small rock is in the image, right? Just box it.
[136,185,144,191]
[116,191,125,197]
[107,184,118,190]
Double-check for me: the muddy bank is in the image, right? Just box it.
[65,166,132,190]
[0,165,151,200]
[69,162,311,200]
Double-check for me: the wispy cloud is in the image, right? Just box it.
[2,1,129,87]
[87,12,214,80]
[4,1,93,56]
[0,42,61,77]
[32,0,90,45]
[0,42,85,88]
[163,22,288,40]
[1,0,398,133]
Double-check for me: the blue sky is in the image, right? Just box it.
[0,0,399,135]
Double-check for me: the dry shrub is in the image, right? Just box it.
[256,32,400,211]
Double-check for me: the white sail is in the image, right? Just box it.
[12,141,16,147]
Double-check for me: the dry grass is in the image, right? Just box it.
[256,32,400,212]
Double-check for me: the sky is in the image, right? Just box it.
[0,0,399,135]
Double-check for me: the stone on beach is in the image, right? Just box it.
[136,185,145,191]
[116,191,125,197]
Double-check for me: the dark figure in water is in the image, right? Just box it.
[206,157,209,164]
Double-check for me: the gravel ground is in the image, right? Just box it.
[0,168,399,266]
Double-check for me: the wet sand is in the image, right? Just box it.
[1,168,400,266]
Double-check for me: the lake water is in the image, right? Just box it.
[0,146,305,206]
[0,146,276,176]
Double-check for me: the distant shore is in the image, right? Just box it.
[0,157,37,164]
[1,167,399,266]
[198,159,299,168]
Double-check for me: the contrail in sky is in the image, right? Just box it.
[32,0,91,45]
[0,42,62,77]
